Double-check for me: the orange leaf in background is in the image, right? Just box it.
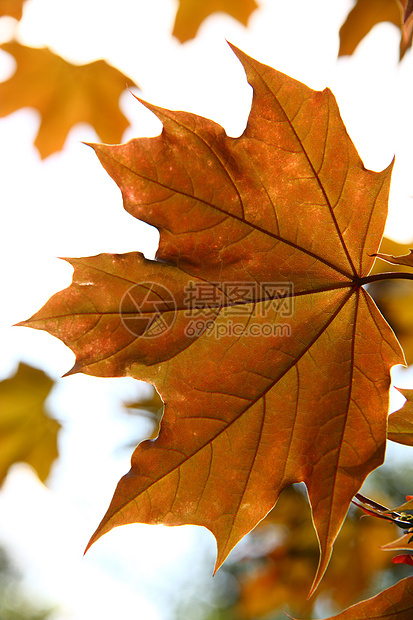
[232,487,399,618]
[369,238,413,365]
[375,248,413,268]
[388,388,413,446]
[296,577,413,620]
[173,0,258,42]
[339,0,413,60]
[0,363,60,485]
[0,0,25,20]
[0,41,137,158]
[19,45,404,593]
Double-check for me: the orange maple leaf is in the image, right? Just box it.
[18,45,404,593]
[173,0,258,42]
[0,41,137,158]
[339,0,413,60]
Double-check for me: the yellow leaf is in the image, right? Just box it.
[0,41,137,158]
[339,0,413,60]
[0,363,60,484]
[173,0,258,42]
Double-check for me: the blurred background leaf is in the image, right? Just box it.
[369,237,413,365]
[173,485,410,620]
[339,0,413,60]
[122,384,164,444]
[0,0,25,20]
[0,41,137,158]
[173,0,258,42]
[0,362,60,486]
[388,388,413,446]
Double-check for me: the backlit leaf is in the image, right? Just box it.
[0,363,60,484]
[0,41,137,158]
[19,45,404,592]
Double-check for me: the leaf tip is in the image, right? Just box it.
[131,95,166,121]
[83,537,94,556]
[226,40,248,65]
[13,319,29,329]
[84,529,103,555]
[307,548,332,599]
[81,142,100,153]
[62,362,82,378]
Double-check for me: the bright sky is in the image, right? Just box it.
[1,1,413,618]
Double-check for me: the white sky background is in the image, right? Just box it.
[1,0,413,618]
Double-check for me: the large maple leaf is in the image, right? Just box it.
[19,46,404,591]
[0,42,137,158]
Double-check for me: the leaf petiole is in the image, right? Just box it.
[356,272,413,286]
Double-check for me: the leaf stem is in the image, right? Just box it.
[356,272,413,286]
